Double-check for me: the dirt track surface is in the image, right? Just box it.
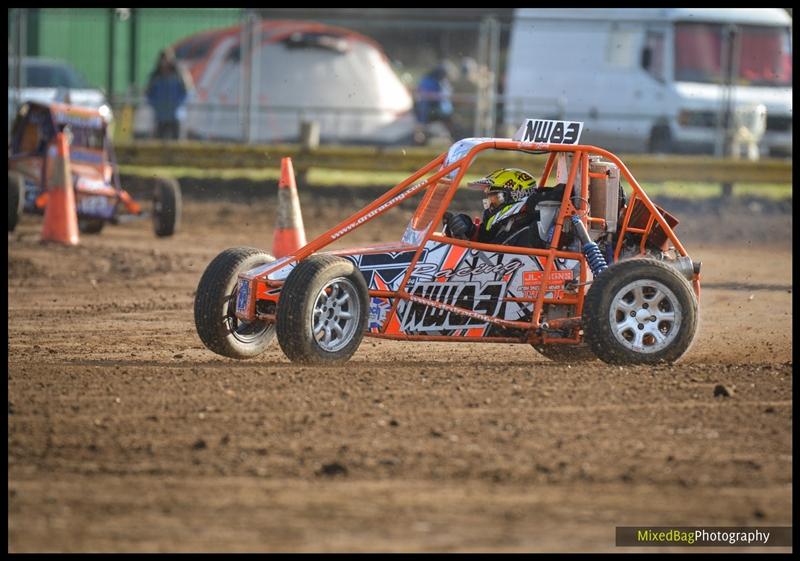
[8,195,793,552]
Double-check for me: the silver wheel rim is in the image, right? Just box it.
[312,277,360,353]
[609,279,682,354]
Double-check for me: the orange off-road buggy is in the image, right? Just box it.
[8,101,180,237]
[194,119,701,365]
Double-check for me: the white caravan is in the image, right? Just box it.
[134,21,415,145]
[503,8,792,156]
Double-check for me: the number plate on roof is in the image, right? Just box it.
[513,119,583,145]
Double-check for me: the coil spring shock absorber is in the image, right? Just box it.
[570,215,608,276]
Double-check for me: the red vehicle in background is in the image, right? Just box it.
[134,20,415,144]
[8,101,181,236]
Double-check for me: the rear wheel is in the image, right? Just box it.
[583,259,697,364]
[8,171,24,232]
[153,177,181,237]
[194,247,276,359]
[276,255,368,365]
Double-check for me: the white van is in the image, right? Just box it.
[503,8,792,156]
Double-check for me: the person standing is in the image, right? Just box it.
[146,48,193,140]
[413,61,458,144]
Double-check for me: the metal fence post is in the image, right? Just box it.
[475,16,501,138]
[249,11,261,144]
[486,15,500,138]
[9,8,27,137]
[239,10,262,144]
[718,24,741,200]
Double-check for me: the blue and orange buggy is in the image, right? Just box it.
[194,119,701,365]
[8,101,180,236]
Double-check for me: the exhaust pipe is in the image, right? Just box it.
[672,255,699,281]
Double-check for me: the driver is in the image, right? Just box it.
[444,168,566,248]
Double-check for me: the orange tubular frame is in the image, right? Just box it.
[244,140,699,344]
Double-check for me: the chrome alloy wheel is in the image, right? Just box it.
[608,279,682,354]
[312,277,361,353]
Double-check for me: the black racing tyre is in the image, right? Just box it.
[8,171,24,232]
[194,247,276,359]
[276,254,369,365]
[153,177,182,237]
[582,259,697,365]
[532,342,597,362]
[78,218,105,234]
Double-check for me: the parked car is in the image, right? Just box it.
[7,57,113,134]
[133,20,416,144]
[503,8,792,156]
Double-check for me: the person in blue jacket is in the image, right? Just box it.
[146,48,193,140]
[414,61,457,143]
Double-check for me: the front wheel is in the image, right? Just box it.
[276,254,368,365]
[582,259,697,364]
[78,218,105,234]
[194,247,276,359]
[153,177,181,237]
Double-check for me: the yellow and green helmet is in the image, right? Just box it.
[468,168,537,209]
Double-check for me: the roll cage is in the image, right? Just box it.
[238,137,698,345]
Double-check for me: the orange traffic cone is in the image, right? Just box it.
[272,157,307,258]
[41,132,79,246]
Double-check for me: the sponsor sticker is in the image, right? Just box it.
[236,279,251,315]
[522,269,573,299]
[368,297,391,331]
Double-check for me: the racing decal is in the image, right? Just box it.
[435,259,524,282]
[236,278,251,315]
[434,245,467,282]
[366,274,393,333]
[400,281,506,332]
[330,181,428,240]
[252,241,579,336]
[394,240,580,336]
[513,119,584,145]
[344,250,421,291]
[368,297,392,332]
